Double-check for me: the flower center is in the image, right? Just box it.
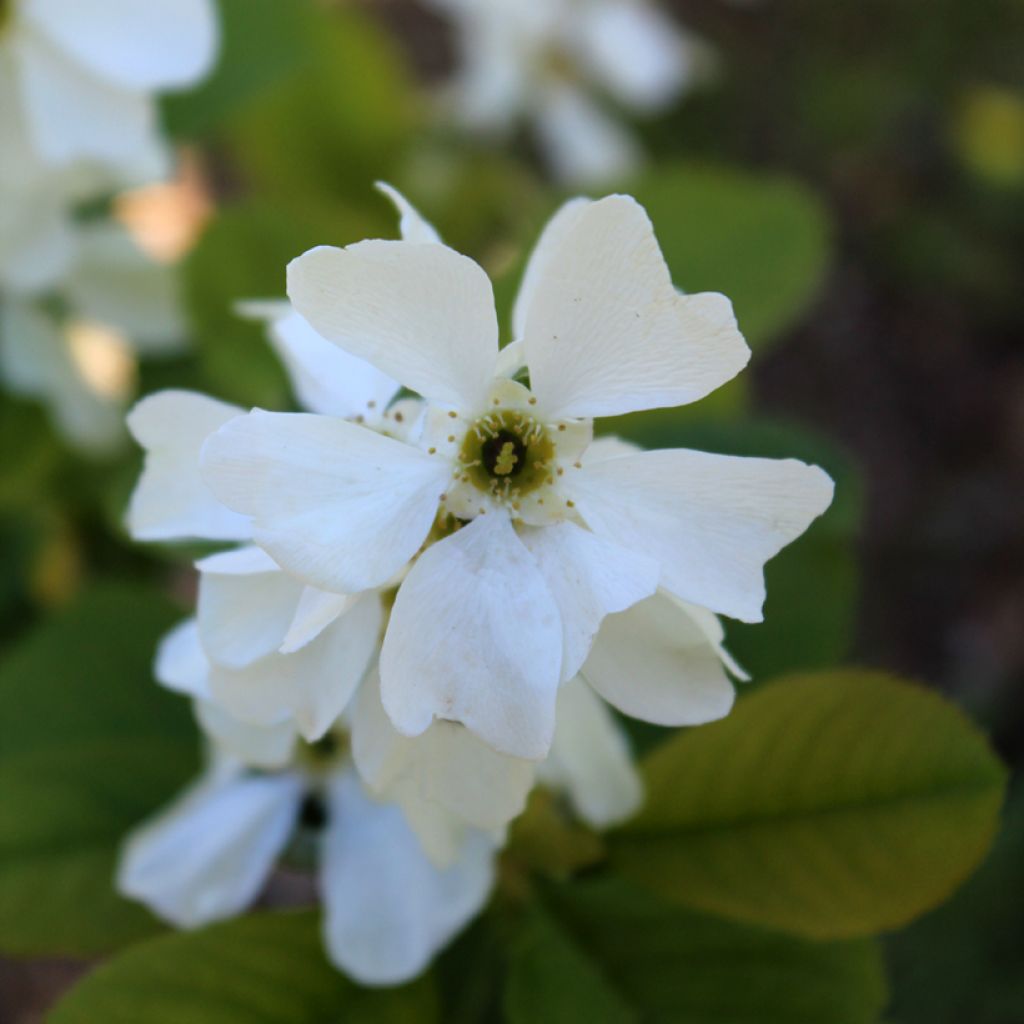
[458,409,555,502]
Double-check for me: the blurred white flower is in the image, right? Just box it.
[0,0,218,174]
[425,0,705,184]
[197,186,832,762]
[0,221,184,452]
[117,736,495,986]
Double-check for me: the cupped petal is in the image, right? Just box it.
[580,591,736,725]
[352,672,534,834]
[25,0,219,91]
[117,763,301,929]
[195,546,304,669]
[14,27,158,167]
[521,194,751,420]
[576,1,694,112]
[520,521,658,682]
[239,303,399,420]
[279,587,353,655]
[380,512,563,760]
[126,389,250,542]
[320,772,494,986]
[194,701,297,769]
[64,223,184,352]
[201,411,447,593]
[287,240,498,412]
[568,448,835,622]
[209,593,382,741]
[154,618,210,699]
[533,83,641,187]
[539,676,642,827]
[376,182,443,244]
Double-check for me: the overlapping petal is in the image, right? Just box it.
[117,762,301,929]
[540,677,642,827]
[521,195,750,419]
[380,512,563,760]
[201,411,448,593]
[568,448,835,622]
[352,673,534,835]
[520,521,659,682]
[208,594,382,741]
[320,772,494,986]
[580,591,736,725]
[287,240,498,412]
[126,389,250,542]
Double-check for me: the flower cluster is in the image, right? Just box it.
[425,0,708,184]
[0,0,218,449]
[118,184,833,983]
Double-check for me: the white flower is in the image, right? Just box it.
[198,187,834,761]
[0,0,218,173]
[117,742,495,986]
[0,221,185,452]
[424,0,703,183]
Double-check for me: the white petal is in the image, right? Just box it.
[287,240,498,412]
[201,411,447,593]
[25,0,219,91]
[580,592,735,725]
[352,672,534,834]
[117,764,301,928]
[375,182,443,244]
[320,772,494,985]
[14,27,158,167]
[520,522,658,681]
[577,2,693,112]
[209,593,381,740]
[380,513,563,760]
[195,546,304,669]
[154,618,210,699]
[64,223,184,351]
[521,195,751,420]
[540,677,642,827]
[533,83,642,187]
[194,701,297,769]
[257,306,399,419]
[569,449,834,622]
[126,390,250,542]
[511,198,591,341]
[279,587,353,655]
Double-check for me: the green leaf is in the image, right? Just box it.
[49,910,438,1023]
[885,787,1024,1024]
[505,879,887,1024]
[183,199,386,410]
[162,0,309,138]
[630,162,831,350]
[227,5,416,202]
[0,585,198,955]
[610,671,1006,940]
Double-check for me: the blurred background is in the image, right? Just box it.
[1,0,1022,1020]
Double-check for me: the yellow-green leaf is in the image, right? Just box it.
[610,671,1006,939]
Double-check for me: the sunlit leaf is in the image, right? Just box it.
[610,671,1006,939]
[49,910,438,1024]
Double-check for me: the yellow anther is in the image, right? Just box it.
[493,441,520,476]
